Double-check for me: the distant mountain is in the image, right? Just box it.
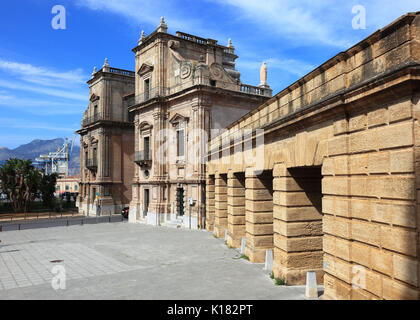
[0,138,80,175]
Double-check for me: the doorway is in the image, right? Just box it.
[177,188,185,216]
[144,189,150,216]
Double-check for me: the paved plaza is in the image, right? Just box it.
[0,222,316,299]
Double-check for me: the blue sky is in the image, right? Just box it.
[0,0,418,149]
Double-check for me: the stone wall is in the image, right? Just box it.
[206,12,420,299]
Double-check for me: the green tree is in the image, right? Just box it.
[39,172,58,209]
[0,158,41,213]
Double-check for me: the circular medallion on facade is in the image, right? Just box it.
[181,64,192,79]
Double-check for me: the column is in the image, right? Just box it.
[244,168,274,263]
[227,171,246,248]
[214,173,228,238]
[205,175,215,231]
[272,163,323,285]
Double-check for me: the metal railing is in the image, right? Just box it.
[82,113,102,127]
[86,158,98,169]
[108,67,135,77]
[133,79,272,107]
[134,87,169,105]
[176,31,208,45]
[134,150,152,163]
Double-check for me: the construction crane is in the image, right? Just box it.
[34,135,76,177]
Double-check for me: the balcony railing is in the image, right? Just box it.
[134,87,169,105]
[82,113,102,127]
[240,84,272,97]
[86,158,97,169]
[108,67,135,77]
[133,80,272,107]
[134,150,152,166]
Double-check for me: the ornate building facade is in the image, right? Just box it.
[77,18,272,228]
[128,18,272,228]
[77,60,135,216]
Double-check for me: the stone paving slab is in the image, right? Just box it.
[0,223,320,300]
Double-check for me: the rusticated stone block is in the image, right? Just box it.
[228,214,245,225]
[227,187,245,197]
[245,188,272,200]
[227,197,245,206]
[244,200,273,212]
[245,233,273,248]
[245,211,273,224]
[274,234,322,252]
[350,130,377,154]
[392,254,418,286]
[390,150,414,173]
[328,135,348,156]
[246,223,273,235]
[380,226,417,257]
[382,277,420,300]
[273,205,321,222]
[275,191,321,206]
[274,220,323,237]
[378,122,413,150]
[228,205,245,216]
[388,99,412,123]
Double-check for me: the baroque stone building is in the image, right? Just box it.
[128,18,271,228]
[77,18,271,226]
[206,12,420,300]
[77,60,135,216]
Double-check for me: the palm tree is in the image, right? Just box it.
[0,159,41,213]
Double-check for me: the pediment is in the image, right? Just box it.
[138,63,154,77]
[139,121,153,131]
[169,113,189,126]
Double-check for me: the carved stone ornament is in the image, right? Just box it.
[210,63,224,80]
[180,62,193,79]
[90,94,100,102]
[168,40,180,49]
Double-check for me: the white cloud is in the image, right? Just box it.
[0,95,84,115]
[0,117,76,132]
[0,79,86,101]
[210,0,420,48]
[76,0,204,34]
[0,59,86,87]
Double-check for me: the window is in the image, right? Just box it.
[85,151,88,166]
[144,79,150,100]
[177,129,185,157]
[56,186,60,191]
[144,136,150,160]
[74,185,78,191]
[65,185,69,191]
[93,147,97,161]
